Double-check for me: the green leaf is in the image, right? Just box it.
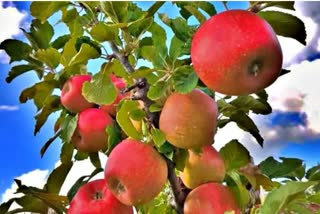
[220,139,251,171]
[158,142,174,159]
[61,8,77,23]
[51,35,70,49]
[172,65,198,93]
[0,39,32,63]
[44,162,73,194]
[89,152,101,169]
[258,11,306,45]
[82,63,117,105]
[151,128,166,148]
[67,168,103,202]
[34,95,61,135]
[260,181,317,214]
[173,149,189,172]
[147,81,168,101]
[30,2,68,23]
[126,2,145,22]
[262,1,295,10]
[130,109,146,121]
[149,103,163,113]
[106,123,122,155]
[169,36,189,60]
[183,5,206,23]
[74,150,89,161]
[100,2,128,23]
[90,22,118,42]
[61,38,77,66]
[75,36,101,55]
[60,114,78,143]
[40,130,62,158]
[15,180,69,213]
[128,17,153,38]
[116,100,143,140]
[0,198,15,214]
[230,111,264,147]
[306,165,320,181]
[34,48,61,69]
[259,157,305,180]
[159,14,192,42]
[23,19,54,49]
[230,95,272,115]
[69,43,100,66]
[60,142,74,164]
[227,171,251,208]
[6,64,40,83]
[19,75,58,110]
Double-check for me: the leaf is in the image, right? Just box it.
[230,111,264,147]
[90,22,118,42]
[260,181,317,214]
[172,66,198,93]
[34,48,61,69]
[158,142,174,159]
[23,19,54,49]
[67,168,103,201]
[74,150,89,161]
[82,63,117,105]
[262,1,295,10]
[219,139,251,171]
[34,95,61,135]
[61,8,77,23]
[258,11,306,45]
[147,80,168,101]
[19,75,58,110]
[227,171,251,208]
[183,5,206,23]
[30,2,68,23]
[306,165,320,181]
[61,38,77,66]
[159,14,192,42]
[149,103,163,113]
[0,198,15,214]
[60,114,78,144]
[44,162,73,194]
[173,149,189,172]
[106,123,122,155]
[60,142,74,164]
[40,130,62,158]
[89,152,101,169]
[6,64,40,83]
[100,2,128,23]
[128,17,153,38]
[230,95,272,115]
[259,157,305,180]
[51,34,70,50]
[15,180,69,213]
[169,36,189,60]
[116,100,143,140]
[68,43,100,66]
[0,39,32,63]
[151,128,166,148]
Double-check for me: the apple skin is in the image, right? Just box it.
[159,89,218,149]
[68,179,133,214]
[100,74,128,116]
[180,145,226,189]
[61,75,95,113]
[184,183,241,214]
[72,108,113,152]
[105,139,168,206]
[191,10,283,95]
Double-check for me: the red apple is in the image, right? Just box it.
[100,74,128,116]
[191,10,283,95]
[68,179,133,214]
[61,74,95,113]
[180,145,226,189]
[105,139,168,206]
[72,108,113,152]
[184,183,241,214]
[159,89,218,149]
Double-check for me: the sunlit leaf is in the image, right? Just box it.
[30,2,68,23]
[34,48,61,69]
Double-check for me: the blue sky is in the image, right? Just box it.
[1,1,320,203]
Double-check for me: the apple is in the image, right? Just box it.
[184,183,240,214]
[105,139,168,206]
[100,74,129,116]
[191,10,283,95]
[68,179,133,214]
[72,108,113,152]
[61,74,95,113]
[159,89,218,149]
[180,145,225,189]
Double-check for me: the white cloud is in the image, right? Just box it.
[1,169,49,204]
[0,105,19,111]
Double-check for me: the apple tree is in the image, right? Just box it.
[1,1,320,214]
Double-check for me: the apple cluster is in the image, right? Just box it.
[61,9,282,214]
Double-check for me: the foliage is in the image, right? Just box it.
[0,1,319,214]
